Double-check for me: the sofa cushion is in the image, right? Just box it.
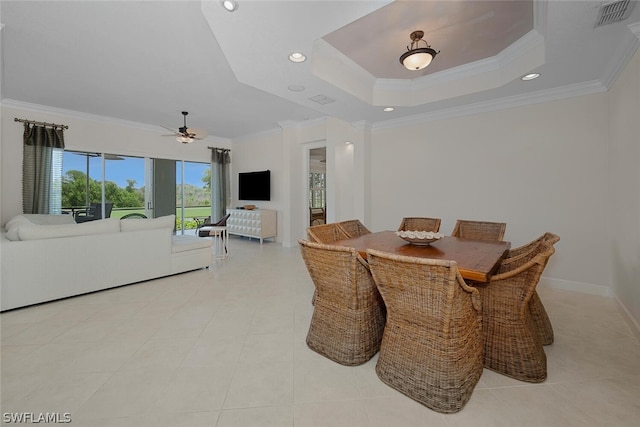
[4,214,77,240]
[171,235,212,253]
[17,218,120,241]
[5,214,76,231]
[22,214,77,226]
[120,214,175,232]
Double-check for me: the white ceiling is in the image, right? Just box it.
[1,1,639,140]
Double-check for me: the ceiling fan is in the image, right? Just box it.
[162,111,208,144]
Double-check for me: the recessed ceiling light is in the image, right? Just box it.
[521,73,540,81]
[221,0,238,12]
[288,84,306,92]
[345,141,352,145]
[383,107,394,112]
[288,52,306,63]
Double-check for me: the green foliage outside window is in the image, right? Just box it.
[62,170,144,208]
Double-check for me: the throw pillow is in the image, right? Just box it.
[4,215,32,232]
[17,218,120,241]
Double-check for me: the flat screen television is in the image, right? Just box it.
[238,170,271,201]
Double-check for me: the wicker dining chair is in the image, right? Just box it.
[451,219,506,241]
[504,232,559,260]
[298,239,386,366]
[305,223,352,305]
[337,219,372,238]
[498,232,560,345]
[366,249,483,413]
[476,243,556,382]
[306,222,350,243]
[397,217,441,232]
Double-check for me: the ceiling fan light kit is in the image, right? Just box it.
[177,136,194,144]
[400,30,439,71]
[161,111,207,144]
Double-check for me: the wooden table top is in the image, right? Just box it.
[334,230,511,283]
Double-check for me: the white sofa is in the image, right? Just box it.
[1,214,212,311]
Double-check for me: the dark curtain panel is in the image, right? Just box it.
[211,148,231,222]
[22,123,65,214]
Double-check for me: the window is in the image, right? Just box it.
[309,172,326,208]
[62,151,213,235]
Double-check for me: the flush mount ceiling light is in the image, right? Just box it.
[221,0,238,12]
[399,30,439,71]
[383,107,395,112]
[288,52,306,63]
[521,73,541,81]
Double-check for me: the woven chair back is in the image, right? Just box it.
[479,243,556,382]
[498,233,559,347]
[306,223,350,243]
[366,249,483,413]
[397,217,441,232]
[298,239,385,365]
[451,219,506,241]
[337,219,371,238]
[499,232,559,273]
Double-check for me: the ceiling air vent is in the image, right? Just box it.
[595,0,636,26]
[308,94,336,105]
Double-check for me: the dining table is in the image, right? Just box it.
[333,230,511,283]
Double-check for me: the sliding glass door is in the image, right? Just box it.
[175,160,212,235]
[62,151,212,234]
[62,151,146,219]
[104,155,145,218]
[62,151,103,215]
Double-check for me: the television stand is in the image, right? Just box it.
[226,208,277,244]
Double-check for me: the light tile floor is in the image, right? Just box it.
[2,236,640,426]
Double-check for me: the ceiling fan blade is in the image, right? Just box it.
[186,127,208,139]
[160,125,181,134]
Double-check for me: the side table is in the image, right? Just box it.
[208,226,228,259]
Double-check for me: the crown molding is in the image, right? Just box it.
[600,21,640,89]
[2,99,161,132]
[371,80,607,131]
[1,99,231,143]
[630,22,640,40]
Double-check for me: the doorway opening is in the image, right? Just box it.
[309,147,326,226]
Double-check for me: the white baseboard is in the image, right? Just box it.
[539,277,640,341]
[539,276,611,297]
[613,294,640,344]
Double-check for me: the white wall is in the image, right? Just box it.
[230,129,286,243]
[3,58,639,330]
[1,103,231,225]
[370,93,611,294]
[608,49,640,334]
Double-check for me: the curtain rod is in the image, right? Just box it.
[207,146,230,152]
[14,117,69,130]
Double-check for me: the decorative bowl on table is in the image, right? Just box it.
[395,230,444,246]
